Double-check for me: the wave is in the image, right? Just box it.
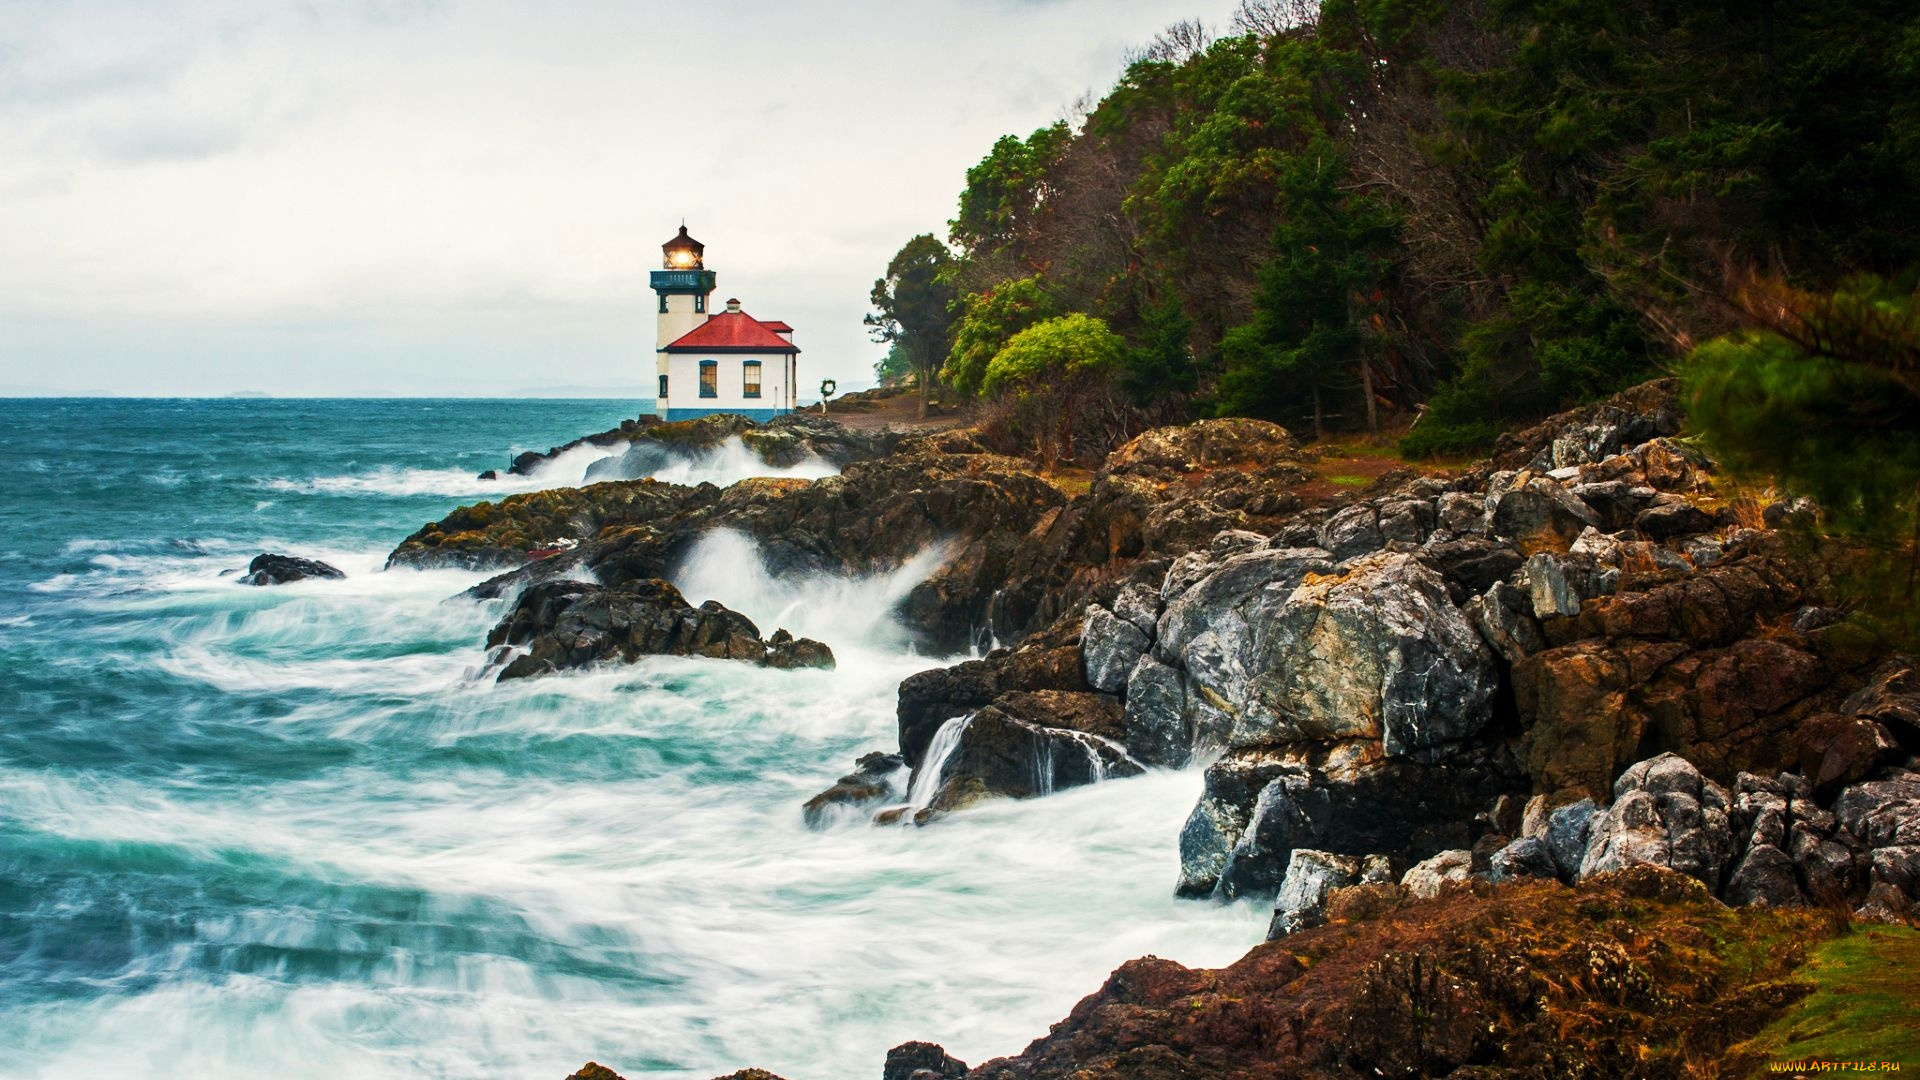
[669,528,947,658]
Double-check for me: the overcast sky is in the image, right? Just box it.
[0,0,1235,397]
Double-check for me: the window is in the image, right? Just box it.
[658,293,669,314]
[698,360,717,398]
[742,360,762,398]
[658,374,668,398]
[693,293,706,314]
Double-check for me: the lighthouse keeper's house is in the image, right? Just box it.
[650,225,798,422]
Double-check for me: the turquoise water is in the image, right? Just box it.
[0,399,1263,1080]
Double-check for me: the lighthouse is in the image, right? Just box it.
[649,225,799,422]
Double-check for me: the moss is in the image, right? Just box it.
[1729,924,1920,1074]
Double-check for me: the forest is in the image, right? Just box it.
[866,0,1920,468]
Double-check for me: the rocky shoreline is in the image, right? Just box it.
[390,384,1917,1078]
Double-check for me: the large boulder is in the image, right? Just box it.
[1151,550,1498,760]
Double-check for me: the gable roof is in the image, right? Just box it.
[663,310,800,353]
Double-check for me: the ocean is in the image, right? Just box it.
[0,398,1264,1080]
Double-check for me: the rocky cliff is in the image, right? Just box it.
[410,384,1917,1079]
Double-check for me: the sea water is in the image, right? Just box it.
[0,399,1266,1080]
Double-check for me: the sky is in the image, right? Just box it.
[0,0,1237,397]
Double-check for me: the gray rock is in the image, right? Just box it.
[1220,552,1498,756]
[1320,504,1384,561]
[1081,604,1148,695]
[1267,850,1363,938]
[1435,492,1489,535]
[1489,836,1559,883]
[1723,843,1807,907]
[1122,655,1191,767]
[1466,581,1547,666]
[1402,849,1474,898]
[1545,798,1598,878]
[1177,752,1300,897]
[1524,552,1583,618]
[1579,753,1734,890]
[1112,582,1163,635]
[1377,499,1436,545]
[1868,844,1920,897]
[1834,775,1920,849]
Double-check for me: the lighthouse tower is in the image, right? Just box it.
[647,224,800,421]
[651,225,716,418]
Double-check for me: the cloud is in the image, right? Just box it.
[0,0,1240,395]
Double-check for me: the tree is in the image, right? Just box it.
[866,235,957,418]
[982,313,1127,468]
[1685,274,1920,540]
[1213,136,1396,439]
[944,276,1062,395]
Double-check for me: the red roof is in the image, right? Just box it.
[760,320,794,333]
[664,310,799,353]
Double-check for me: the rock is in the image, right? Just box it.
[1401,849,1474,898]
[1103,417,1301,475]
[565,1065,627,1080]
[1111,582,1162,635]
[1121,654,1190,767]
[1833,774,1920,850]
[1080,604,1147,694]
[1465,581,1547,665]
[1797,712,1902,801]
[488,578,833,680]
[1490,478,1599,553]
[1569,481,1646,531]
[883,1041,967,1080]
[1434,491,1488,534]
[1578,754,1734,891]
[1191,748,1519,900]
[763,628,836,670]
[241,553,345,585]
[1424,536,1526,598]
[1319,504,1383,561]
[802,752,906,828]
[1377,498,1437,545]
[1545,799,1598,879]
[1634,498,1718,539]
[1162,550,1498,757]
[1488,836,1559,883]
[1723,843,1806,907]
[1524,551,1583,618]
[913,706,1142,817]
[1855,880,1914,924]
[1267,850,1363,938]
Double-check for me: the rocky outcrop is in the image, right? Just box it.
[883,1041,968,1080]
[241,553,345,585]
[400,437,1069,653]
[487,411,898,482]
[485,578,833,680]
[958,866,1839,1080]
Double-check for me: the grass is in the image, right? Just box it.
[1729,923,1920,1074]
